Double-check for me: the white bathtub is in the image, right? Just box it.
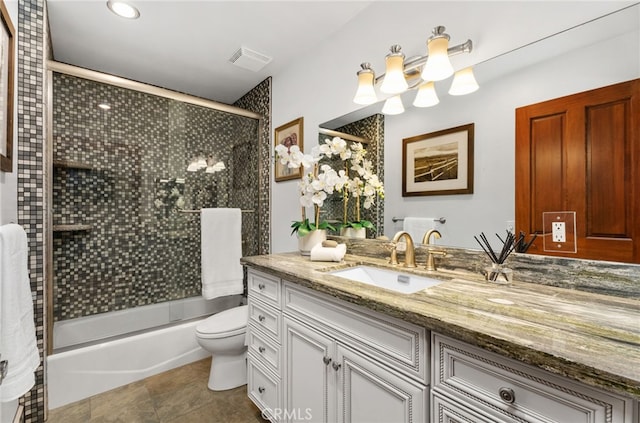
[47,295,243,409]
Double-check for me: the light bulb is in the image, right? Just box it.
[382,95,404,115]
[449,67,479,95]
[380,45,408,94]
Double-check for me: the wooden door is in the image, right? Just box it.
[516,79,640,263]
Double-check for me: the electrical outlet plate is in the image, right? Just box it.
[543,211,577,253]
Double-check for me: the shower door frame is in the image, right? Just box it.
[45,61,265,354]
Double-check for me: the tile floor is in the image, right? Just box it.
[47,358,267,423]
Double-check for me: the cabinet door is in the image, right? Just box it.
[283,317,336,423]
[337,345,427,423]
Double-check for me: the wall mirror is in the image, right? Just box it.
[318,114,384,238]
[319,4,639,262]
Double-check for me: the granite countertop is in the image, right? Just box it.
[241,252,640,399]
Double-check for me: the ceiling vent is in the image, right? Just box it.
[229,47,272,72]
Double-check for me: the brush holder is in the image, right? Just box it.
[484,263,513,284]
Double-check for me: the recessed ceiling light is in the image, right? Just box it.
[98,103,111,110]
[107,0,140,19]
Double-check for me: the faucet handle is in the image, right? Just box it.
[387,242,400,266]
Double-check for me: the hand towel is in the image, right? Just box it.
[201,208,244,299]
[310,243,347,262]
[403,217,437,244]
[0,224,40,401]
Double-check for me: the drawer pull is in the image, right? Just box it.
[258,346,266,353]
[332,362,342,372]
[258,283,265,290]
[258,314,266,322]
[499,387,515,404]
[322,356,332,366]
[258,386,266,394]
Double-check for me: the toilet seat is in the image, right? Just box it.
[196,304,248,339]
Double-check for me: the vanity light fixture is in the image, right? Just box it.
[353,63,377,105]
[448,67,479,96]
[381,95,405,115]
[412,81,439,108]
[380,45,409,94]
[421,26,455,82]
[107,0,140,19]
[353,25,476,114]
[187,156,226,173]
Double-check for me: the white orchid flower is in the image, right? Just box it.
[318,143,333,158]
[312,190,327,206]
[299,192,314,208]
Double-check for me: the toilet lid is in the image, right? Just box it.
[196,304,248,337]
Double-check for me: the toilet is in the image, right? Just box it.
[195,304,249,391]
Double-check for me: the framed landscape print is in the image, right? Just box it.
[402,123,474,196]
[0,0,14,173]
[274,117,304,182]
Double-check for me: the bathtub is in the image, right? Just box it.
[47,295,243,409]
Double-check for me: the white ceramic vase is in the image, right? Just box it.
[340,227,366,239]
[298,229,327,256]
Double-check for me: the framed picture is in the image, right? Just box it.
[274,117,304,182]
[402,123,474,196]
[0,0,14,173]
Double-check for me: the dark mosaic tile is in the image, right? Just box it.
[51,73,265,321]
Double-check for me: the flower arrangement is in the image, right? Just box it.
[275,140,346,237]
[339,142,384,234]
[275,136,384,238]
[154,177,185,218]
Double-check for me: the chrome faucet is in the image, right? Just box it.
[422,229,447,271]
[390,231,416,268]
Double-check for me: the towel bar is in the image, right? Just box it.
[392,216,446,224]
[179,209,255,214]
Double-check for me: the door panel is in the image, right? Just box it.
[516,79,639,263]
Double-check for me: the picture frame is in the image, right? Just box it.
[402,123,474,196]
[0,0,14,173]
[274,117,304,182]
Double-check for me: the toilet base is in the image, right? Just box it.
[207,352,247,391]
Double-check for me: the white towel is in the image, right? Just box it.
[310,243,347,262]
[403,217,437,244]
[0,224,40,401]
[201,208,244,300]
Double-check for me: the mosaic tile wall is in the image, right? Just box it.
[320,114,385,237]
[17,1,47,421]
[233,77,271,254]
[52,73,261,321]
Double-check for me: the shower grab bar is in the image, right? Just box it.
[179,209,255,214]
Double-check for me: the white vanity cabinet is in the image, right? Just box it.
[282,281,429,423]
[431,333,634,423]
[246,270,283,422]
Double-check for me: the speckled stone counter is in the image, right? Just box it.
[241,252,640,400]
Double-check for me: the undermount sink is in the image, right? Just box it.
[326,265,443,294]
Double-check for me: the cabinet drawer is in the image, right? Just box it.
[283,281,427,383]
[248,356,281,422]
[248,270,281,308]
[432,391,507,423]
[247,324,281,374]
[248,298,281,341]
[432,333,632,423]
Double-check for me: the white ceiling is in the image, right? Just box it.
[47,1,637,105]
[47,0,372,103]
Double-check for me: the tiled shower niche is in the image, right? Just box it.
[51,72,261,321]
